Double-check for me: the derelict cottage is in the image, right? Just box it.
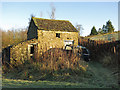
[2,17,78,64]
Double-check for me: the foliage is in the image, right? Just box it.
[98,20,115,34]
[1,28,27,48]
[90,26,98,35]
[106,20,114,33]
[102,24,107,33]
[86,31,120,42]
[79,38,120,87]
[2,61,119,88]
[98,28,104,34]
[91,20,115,35]
[79,38,120,67]
[2,48,88,80]
[100,53,114,66]
[2,44,119,88]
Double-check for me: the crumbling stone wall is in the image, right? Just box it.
[38,30,78,54]
[10,39,38,64]
[2,30,78,64]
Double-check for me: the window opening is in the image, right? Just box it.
[56,33,60,38]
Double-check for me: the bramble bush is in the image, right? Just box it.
[2,48,89,80]
[79,37,120,67]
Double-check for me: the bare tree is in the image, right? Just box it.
[48,3,56,19]
[76,24,84,36]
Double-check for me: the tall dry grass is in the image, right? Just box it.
[2,48,88,80]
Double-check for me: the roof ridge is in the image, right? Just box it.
[32,17,70,22]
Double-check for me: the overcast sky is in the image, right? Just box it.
[0,1,118,36]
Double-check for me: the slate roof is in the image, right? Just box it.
[32,17,78,32]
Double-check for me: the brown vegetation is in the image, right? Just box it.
[79,37,120,67]
[2,29,119,87]
[1,28,27,49]
[2,48,88,81]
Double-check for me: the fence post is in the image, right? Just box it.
[113,46,116,54]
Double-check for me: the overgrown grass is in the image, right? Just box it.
[2,48,119,88]
[2,49,88,81]
[2,61,119,88]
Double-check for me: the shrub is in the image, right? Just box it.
[79,38,120,67]
[2,48,88,80]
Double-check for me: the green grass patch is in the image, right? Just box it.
[2,61,119,88]
[2,78,103,88]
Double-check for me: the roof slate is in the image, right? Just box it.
[32,17,78,32]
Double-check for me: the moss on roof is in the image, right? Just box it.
[32,17,78,32]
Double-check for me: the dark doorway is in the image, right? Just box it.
[30,46,34,54]
[28,43,38,60]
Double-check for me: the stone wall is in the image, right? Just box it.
[37,30,78,54]
[2,30,78,64]
[9,39,38,64]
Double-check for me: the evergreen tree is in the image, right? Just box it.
[90,26,98,35]
[98,28,104,34]
[106,20,114,33]
[102,25,107,33]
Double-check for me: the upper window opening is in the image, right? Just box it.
[56,33,60,38]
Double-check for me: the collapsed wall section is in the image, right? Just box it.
[2,39,38,64]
